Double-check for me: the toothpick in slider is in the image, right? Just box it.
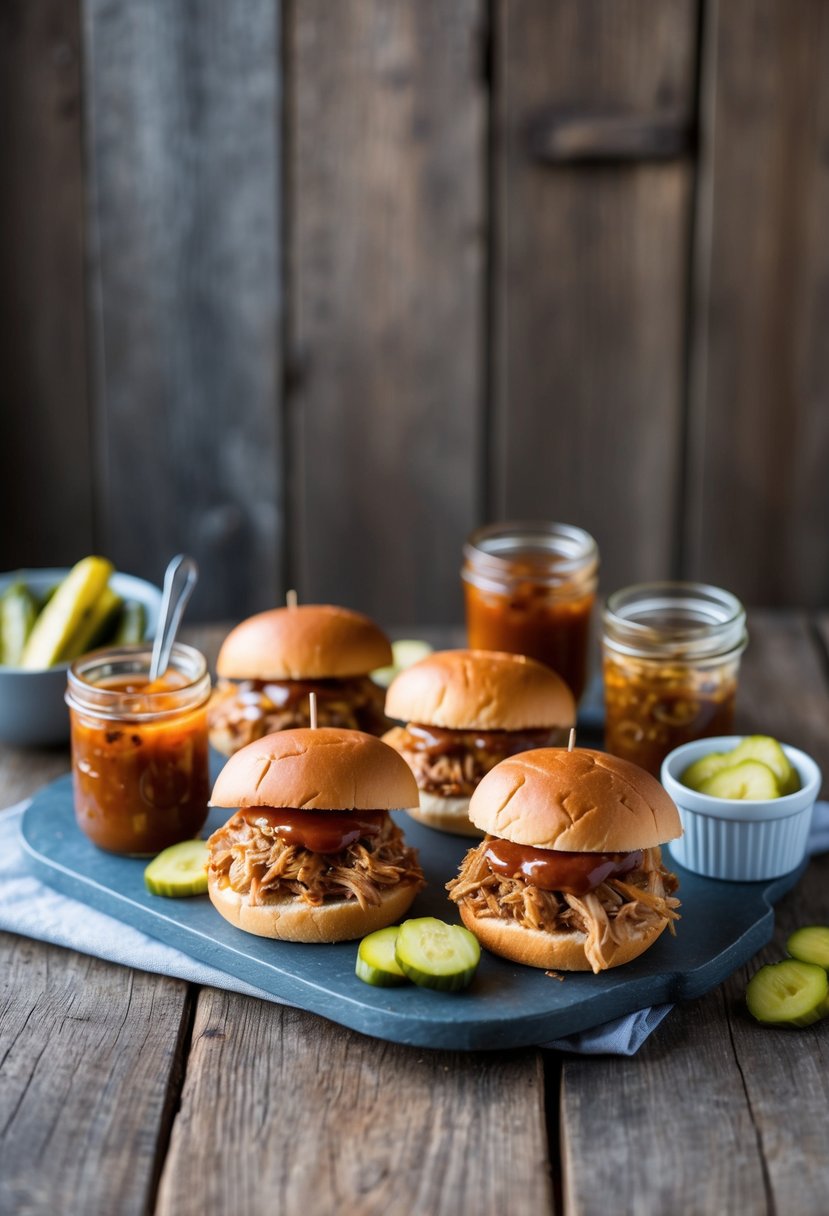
[286,589,298,610]
[309,691,318,730]
[568,727,576,752]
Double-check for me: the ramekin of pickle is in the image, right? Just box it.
[0,559,161,746]
[661,735,821,881]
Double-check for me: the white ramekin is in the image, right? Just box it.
[661,736,822,881]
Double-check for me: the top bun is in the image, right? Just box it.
[385,649,575,731]
[468,747,682,851]
[216,605,392,680]
[210,727,419,812]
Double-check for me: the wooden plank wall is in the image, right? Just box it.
[2,0,828,623]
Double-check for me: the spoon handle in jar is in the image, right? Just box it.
[149,555,199,681]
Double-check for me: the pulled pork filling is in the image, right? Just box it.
[384,724,567,797]
[447,841,680,973]
[207,810,424,911]
[208,675,389,751]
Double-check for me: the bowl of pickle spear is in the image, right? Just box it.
[0,557,161,746]
[661,735,822,881]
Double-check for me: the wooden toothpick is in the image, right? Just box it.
[309,691,318,730]
[286,588,298,610]
[568,728,576,752]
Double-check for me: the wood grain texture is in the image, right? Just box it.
[0,934,191,1216]
[83,0,283,619]
[493,0,698,593]
[287,0,486,625]
[0,0,93,568]
[157,990,553,1216]
[562,605,829,1216]
[686,0,829,606]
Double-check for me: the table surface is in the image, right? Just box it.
[2,614,828,1216]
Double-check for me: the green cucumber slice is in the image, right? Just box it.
[787,926,829,970]
[144,840,208,897]
[394,917,480,992]
[699,759,781,800]
[746,959,829,1027]
[355,926,409,987]
[730,735,799,795]
[681,752,731,791]
[372,639,434,688]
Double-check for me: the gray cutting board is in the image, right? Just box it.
[20,761,803,1051]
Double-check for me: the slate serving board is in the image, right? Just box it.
[20,755,804,1050]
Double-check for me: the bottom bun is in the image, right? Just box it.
[457,903,668,972]
[207,872,419,943]
[405,792,483,837]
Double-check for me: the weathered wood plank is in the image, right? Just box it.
[561,610,829,1215]
[157,990,554,1216]
[0,933,191,1216]
[686,0,829,606]
[288,0,486,624]
[82,0,283,619]
[493,0,698,594]
[0,0,93,568]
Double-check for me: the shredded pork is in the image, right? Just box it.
[208,810,424,910]
[385,724,565,797]
[447,842,680,973]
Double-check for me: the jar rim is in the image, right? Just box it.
[66,642,211,721]
[463,521,599,590]
[602,581,747,660]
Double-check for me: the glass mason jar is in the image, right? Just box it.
[602,582,748,777]
[462,522,599,701]
[66,643,211,856]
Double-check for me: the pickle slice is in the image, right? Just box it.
[746,959,829,1026]
[372,639,433,688]
[21,557,114,669]
[730,736,799,795]
[355,926,409,987]
[787,926,829,970]
[144,840,208,897]
[699,760,781,800]
[395,917,480,992]
[681,752,731,792]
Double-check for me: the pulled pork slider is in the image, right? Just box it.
[207,727,424,942]
[447,747,682,972]
[383,649,575,836]
[208,605,392,755]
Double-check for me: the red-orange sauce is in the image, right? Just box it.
[484,838,643,895]
[242,807,387,854]
[404,723,561,756]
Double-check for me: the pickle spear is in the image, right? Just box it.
[0,581,39,666]
[21,557,114,669]
[113,599,147,645]
[60,586,123,661]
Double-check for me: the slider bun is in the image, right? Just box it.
[458,904,668,971]
[385,649,575,730]
[216,604,392,680]
[469,747,682,851]
[208,873,419,943]
[405,792,484,838]
[210,727,420,812]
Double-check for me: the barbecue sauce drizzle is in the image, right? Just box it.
[484,839,644,896]
[241,807,387,854]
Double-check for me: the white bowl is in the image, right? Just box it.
[0,568,162,747]
[661,735,822,881]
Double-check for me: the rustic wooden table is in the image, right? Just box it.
[1,613,828,1216]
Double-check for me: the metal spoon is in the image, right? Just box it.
[149,555,199,681]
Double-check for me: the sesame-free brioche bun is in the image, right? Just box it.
[216,604,392,681]
[207,873,419,943]
[457,903,668,971]
[405,792,484,838]
[469,747,682,851]
[385,649,575,731]
[210,727,420,812]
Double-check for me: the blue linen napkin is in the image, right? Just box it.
[2,799,827,1055]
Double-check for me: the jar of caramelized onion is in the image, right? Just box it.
[602,583,748,777]
[462,522,599,701]
[66,644,211,856]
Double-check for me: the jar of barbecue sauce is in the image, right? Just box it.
[602,582,748,777]
[462,522,599,701]
[66,644,211,856]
